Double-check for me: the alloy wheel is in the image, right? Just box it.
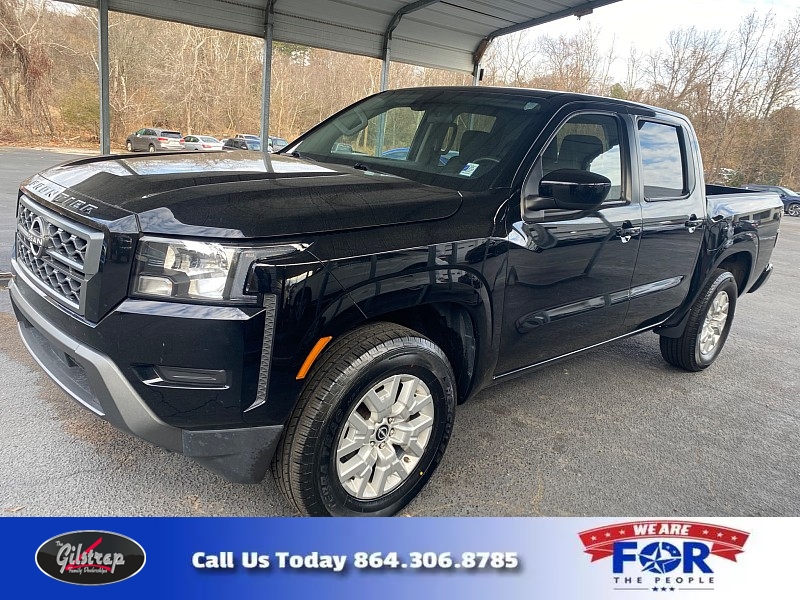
[336,374,435,500]
[699,290,729,357]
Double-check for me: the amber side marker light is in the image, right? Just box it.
[296,336,333,380]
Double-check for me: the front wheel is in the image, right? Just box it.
[659,268,738,371]
[272,323,456,516]
[788,203,800,217]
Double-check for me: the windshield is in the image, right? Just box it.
[779,187,799,196]
[292,89,550,191]
[200,136,219,143]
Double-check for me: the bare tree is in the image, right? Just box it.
[0,0,55,135]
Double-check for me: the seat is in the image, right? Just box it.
[557,134,604,171]
[443,130,492,173]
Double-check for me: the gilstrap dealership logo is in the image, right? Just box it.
[35,531,146,585]
[578,521,749,593]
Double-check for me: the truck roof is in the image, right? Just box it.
[386,85,686,120]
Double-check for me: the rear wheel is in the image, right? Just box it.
[788,203,800,217]
[148,144,156,153]
[659,268,737,371]
[272,323,456,516]
[126,140,133,152]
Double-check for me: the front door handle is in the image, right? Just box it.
[685,215,704,233]
[616,221,641,244]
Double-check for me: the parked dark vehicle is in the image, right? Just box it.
[125,128,184,152]
[742,184,800,217]
[224,138,261,151]
[10,87,781,517]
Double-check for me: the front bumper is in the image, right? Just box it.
[10,277,282,484]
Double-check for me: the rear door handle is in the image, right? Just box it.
[616,222,641,244]
[685,215,704,233]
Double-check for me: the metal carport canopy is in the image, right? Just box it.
[62,0,624,153]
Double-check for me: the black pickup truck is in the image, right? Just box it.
[10,87,781,516]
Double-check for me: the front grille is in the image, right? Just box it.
[15,194,104,316]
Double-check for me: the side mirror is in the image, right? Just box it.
[526,169,611,213]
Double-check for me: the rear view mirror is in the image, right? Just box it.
[525,168,611,213]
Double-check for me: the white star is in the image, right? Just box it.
[591,536,597,541]
[619,529,626,535]
[731,536,738,542]
[702,529,709,535]
[605,532,612,538]
[717,532,724,538]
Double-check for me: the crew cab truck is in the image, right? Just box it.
[10,87,781,516]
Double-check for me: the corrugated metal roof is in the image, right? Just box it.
[65,0,622,73]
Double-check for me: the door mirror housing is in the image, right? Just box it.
[526,169,611,213]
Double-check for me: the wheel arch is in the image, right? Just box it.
[655,240,755,339]
[361,302,480,404]
[309,270,495,405]
[716,250,753,296]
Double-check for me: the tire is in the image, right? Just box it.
[788,203,800,217]
[659,268,738,372]
[126,140,133,152]
[272,322,456,516]
[148,144,156,153]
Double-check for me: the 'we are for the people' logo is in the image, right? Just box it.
[578,521,749,593]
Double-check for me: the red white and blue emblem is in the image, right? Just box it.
[579,520,750,593]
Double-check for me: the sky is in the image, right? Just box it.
[519,0,799,79]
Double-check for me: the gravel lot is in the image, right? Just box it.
[1,147,798,517]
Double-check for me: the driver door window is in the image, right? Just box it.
[541,113,624,202]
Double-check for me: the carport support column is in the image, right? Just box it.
[98,0,110,154]
[261,0,276,158]
[472,62,482,86]
[375,35,391,156]
[472,37,491,87]
[380,36,391,92]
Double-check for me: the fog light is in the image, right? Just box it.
[136,365,229,389]
[155,366,228,386]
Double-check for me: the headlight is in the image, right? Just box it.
[132,237,303,304]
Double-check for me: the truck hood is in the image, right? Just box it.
[29,152,461,239]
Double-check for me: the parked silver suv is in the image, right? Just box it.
[125,128,185,152]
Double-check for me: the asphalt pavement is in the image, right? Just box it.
[0,147,797,516]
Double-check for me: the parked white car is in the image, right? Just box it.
[183,135,224,151]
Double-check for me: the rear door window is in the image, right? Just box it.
[638,121,689,200]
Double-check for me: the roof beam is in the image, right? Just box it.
[474,0,624,65]
[386,0,440,37]
[381,0,440,90]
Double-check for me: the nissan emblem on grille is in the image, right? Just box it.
[24,216,50,257]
